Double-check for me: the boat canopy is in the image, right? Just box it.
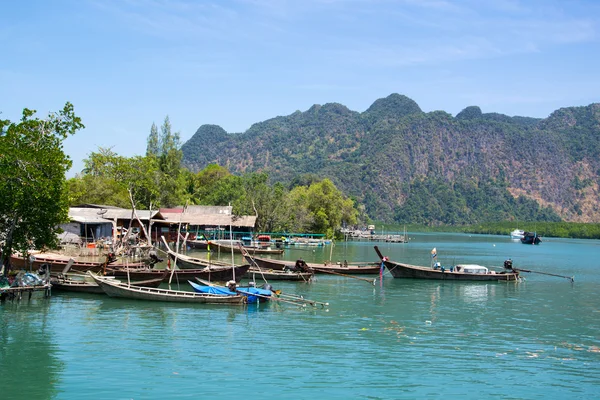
[455,264,489,274]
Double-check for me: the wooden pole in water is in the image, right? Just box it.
[329,239,334,262]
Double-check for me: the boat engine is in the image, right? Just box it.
[503,259,513,270]
[227,280,237,292]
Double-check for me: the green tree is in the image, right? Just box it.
[157,116,185,207]
[286,178,357,236]
[68,149,161,209]
[0,103,84,272]
[305,179,357,237]
[236,173,283,232]
[146,122,159,157]
[287,185,313,232]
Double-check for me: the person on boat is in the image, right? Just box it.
[292,259,310,273]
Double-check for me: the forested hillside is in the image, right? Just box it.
[181,94,600,224]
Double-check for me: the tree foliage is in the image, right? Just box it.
[70,147,161,209]
[68,116,188,209]
[0,103,84,270]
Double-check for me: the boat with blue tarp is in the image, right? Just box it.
[188,279,272,303]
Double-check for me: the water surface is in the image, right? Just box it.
[1,233,599,399]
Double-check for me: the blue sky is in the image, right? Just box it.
[2,0,599,176]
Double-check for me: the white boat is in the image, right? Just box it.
[510,229,525,240]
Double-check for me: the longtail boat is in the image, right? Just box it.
[374,246,519,281]
[188,239,284,255]
[105,264,250,283]
[243,254,380,275]
[50,271,166,294]
[188,279,272,304]
[9,251,145,274]
[520,231,542,245]
[88,273,246,304]
[244,267,314,281]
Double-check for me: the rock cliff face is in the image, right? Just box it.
[182,94,600,223]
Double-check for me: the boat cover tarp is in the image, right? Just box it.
[188,281,272,297]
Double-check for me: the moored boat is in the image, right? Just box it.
[187,239,284,255]
[88,273,246,304]
[374,246,519,281]
[188,279,272,303]
[211,240,285,255]
[9,251,145,274]
[106,264,250,283]
[244,255,380,275]
[520,231,541,245]
[244,267,314,281]
[51,271,166,293]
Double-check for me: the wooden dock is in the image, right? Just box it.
[0,284,52,302]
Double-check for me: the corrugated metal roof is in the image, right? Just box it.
[68,208,113,223]
[158,213,256,228]
[185,205,232,215]
[68,207,254,227]
[103,209,162,221]
[159,208,184,214]
[69,207,164,222]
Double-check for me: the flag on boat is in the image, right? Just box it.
[431,248,437,259]
[379,256,388,278]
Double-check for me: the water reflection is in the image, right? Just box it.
[460,284,490,303]
[0,298,62,400]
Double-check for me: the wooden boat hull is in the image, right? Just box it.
[51,272,166,293]
[186,240,284,255]
[51,279,105,293]
[520,233,541,245]
[213,243,284,255]
[106,264,250,283]
[246,255,380,274]
[382,260,519,281]
[186,240,209,250]
[10,252,145,274]
[244,267,314,281]
[89,274,246,304]
[166,250,230,269]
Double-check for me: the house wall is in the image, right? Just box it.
[60,223,80,235]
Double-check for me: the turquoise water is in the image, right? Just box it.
[1,233,599,399]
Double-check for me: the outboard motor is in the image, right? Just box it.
[227,280,237,292]
[261,283,273,292]
[37,263,49,276]
[148,250,164,267]
[107,252,118,264]
[37,263,51,284]
[504,259,513,270]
